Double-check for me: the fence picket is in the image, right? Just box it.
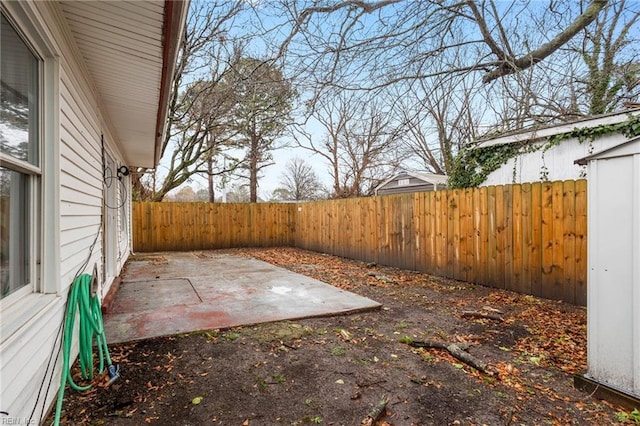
[503,184,513,291]
[575,180,588,305]
[540,182,554,299]
[512,184,523,294]
[530,183,543,297]
[563,180,576,304]
[520,183,532,296]
[477,186,490,285]
[551,181,565,301]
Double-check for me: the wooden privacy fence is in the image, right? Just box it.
[132,180,587,305]
[132,202,296,251]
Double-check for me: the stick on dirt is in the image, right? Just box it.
[360,395,389,426]
[461,311,504,322]
[409,340,488,373]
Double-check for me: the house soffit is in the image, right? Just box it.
[59,1,167,168]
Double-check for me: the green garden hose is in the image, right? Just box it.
[53,273,118,425]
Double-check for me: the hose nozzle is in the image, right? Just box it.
[107,363,121,385]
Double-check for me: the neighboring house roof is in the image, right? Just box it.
[59,1,189,168]
[375,171,448,195]
[473,107,640,149]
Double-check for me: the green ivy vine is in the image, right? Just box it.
[449,114,640,189]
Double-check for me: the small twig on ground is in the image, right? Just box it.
[461,310,504,322]
[356,379,387,388]
[481,306,504,314]
[360,395,389,426]
[409,340,488,373]
[367,272,396,284]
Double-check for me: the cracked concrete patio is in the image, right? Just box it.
[103,251,381,343]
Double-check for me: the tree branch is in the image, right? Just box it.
[482,0,607,83]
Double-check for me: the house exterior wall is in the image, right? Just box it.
[586,140,640,398]
[0,1,130,422]
[376,173,447,195]
[481,133,625,186]
[376,181,441,195]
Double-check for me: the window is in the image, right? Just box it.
[397,178,410,186]
[0,13,40,300]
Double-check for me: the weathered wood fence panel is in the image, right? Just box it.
[133,202,296,252]
[132,180,587,304]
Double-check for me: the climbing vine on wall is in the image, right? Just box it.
[448,114,640,189]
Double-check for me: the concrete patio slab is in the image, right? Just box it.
[108,278,201,313]
[104,251,381,343]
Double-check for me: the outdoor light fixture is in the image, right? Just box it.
[117,165,130,180]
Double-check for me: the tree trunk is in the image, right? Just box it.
[207,156,215,202]
[249,134,259,203]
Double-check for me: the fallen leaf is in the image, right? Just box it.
[340,329,352,341]
[192,396,203,405]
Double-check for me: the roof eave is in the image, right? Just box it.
[473,108,640,150]
[574,135,640,165]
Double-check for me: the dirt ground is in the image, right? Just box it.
[53,247,626,425]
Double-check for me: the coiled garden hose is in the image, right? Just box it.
[53,273,119,425]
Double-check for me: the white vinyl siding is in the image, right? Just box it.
[474,110,640,187]
[0,297,62,419]
[59,67,103,284]
[481,132,625,186]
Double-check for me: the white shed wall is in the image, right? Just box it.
[586,143,640,398]
[481,133,625,186]
[0,1,131,422]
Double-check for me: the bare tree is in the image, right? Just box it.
[274,157,325,200]
[574,0,640,114]
[396,41,485,175]
[256,0,629,184]
[296,91,404,197]
[168,77,243,202]
[225,183,252,203]
[225,58,297,202]
[474,0,640,129]
[266,0,606,106]
[171,186,198,202]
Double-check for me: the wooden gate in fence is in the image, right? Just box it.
[132,180,587,305]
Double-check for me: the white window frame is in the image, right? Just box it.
[0,2,60,341]
[0,10,42,303]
